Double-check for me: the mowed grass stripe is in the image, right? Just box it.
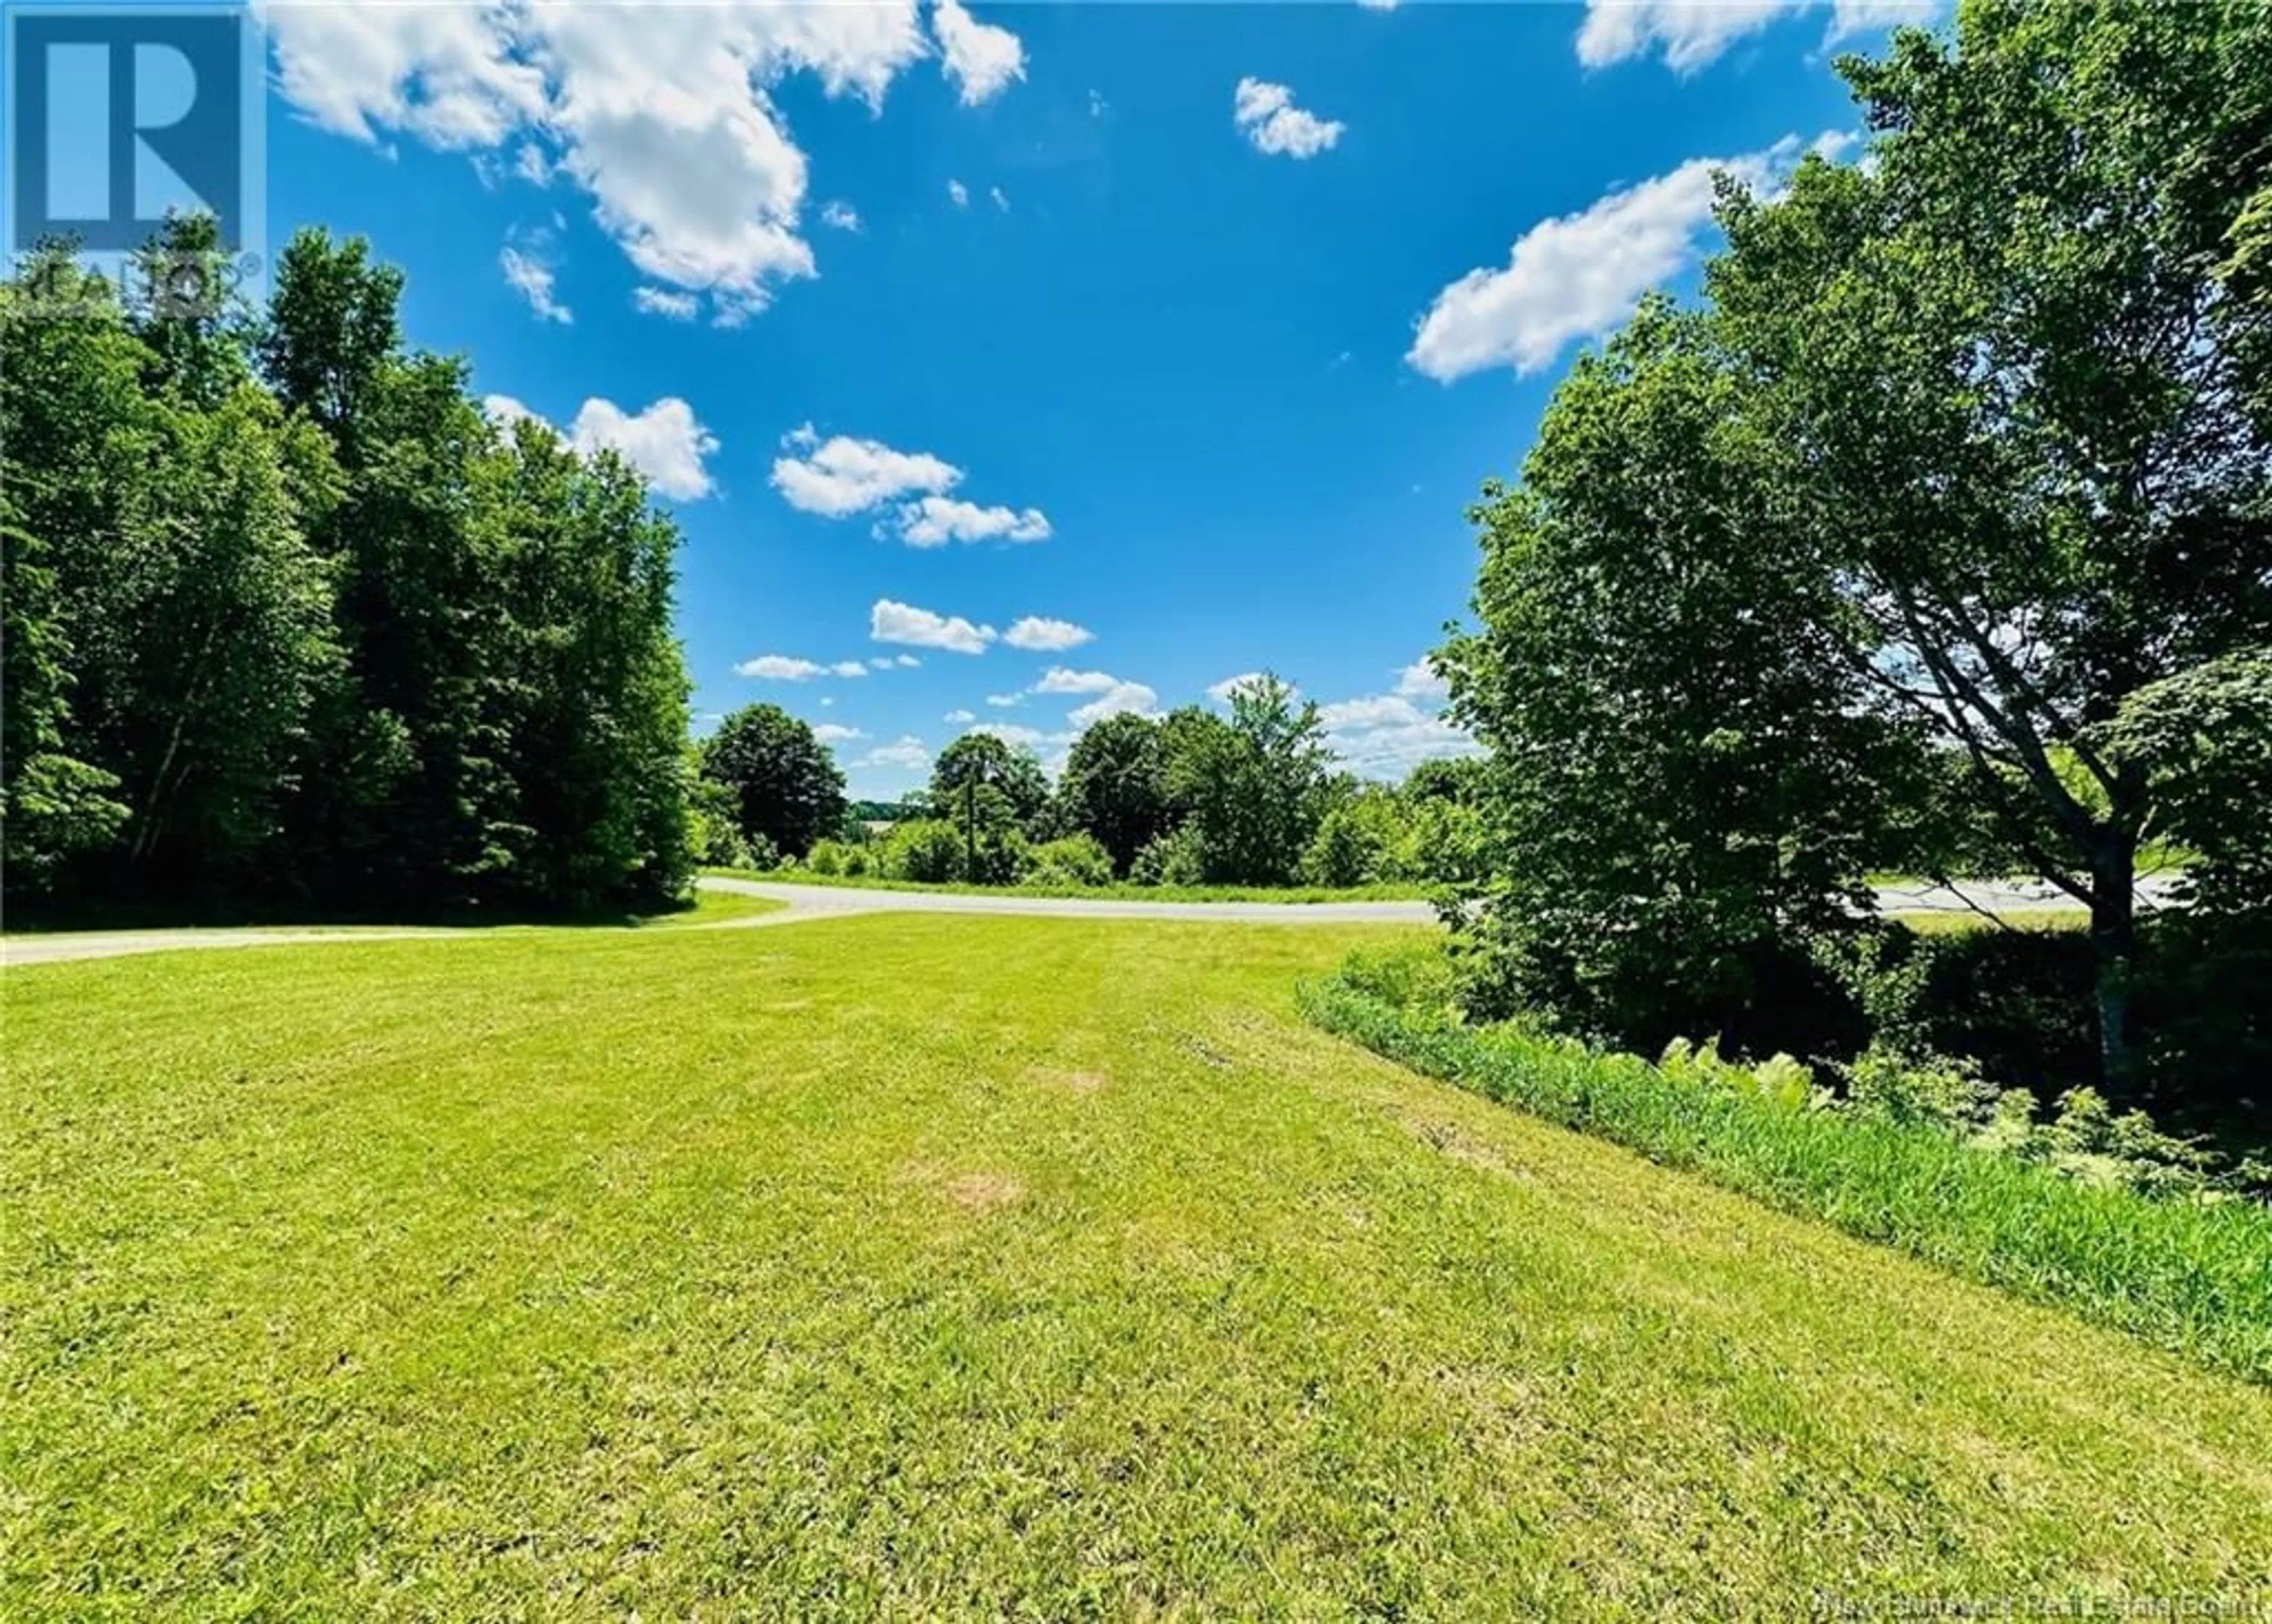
[5,916,2270,1617]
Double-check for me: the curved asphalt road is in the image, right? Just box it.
[1,873,2169,968]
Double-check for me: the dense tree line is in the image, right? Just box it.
[698,676,1487,890]
[2,221,694,916]
[1437,1,2271,1116]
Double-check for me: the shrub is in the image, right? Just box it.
[1129,825,1206,887]
[805,839,851,877]
[878,819,966,883]
[1024,833,1113,888]
[1299,965,2272,1384]
[1300,804,1383,888]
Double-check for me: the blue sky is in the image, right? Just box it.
[256,0,1919,797]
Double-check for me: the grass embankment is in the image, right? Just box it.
[705,864,1430,904]
[0,884,776,938]
[7,916,2271,1613]
[1300,968,2272,1385]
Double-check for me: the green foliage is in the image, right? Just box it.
[1022,832,1113,889]
[1,226,695,916]
[931,732,1051,838]
[877,818,970,884]
[1303,967,2272,1384]
[1057,712,1171,874]
[1128,824,1206,887]
[1160,677,1334,886]
[698,704,847,861]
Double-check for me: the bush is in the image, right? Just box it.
[1300,805,1384,888]
[877,819,966,883]
[1129,825,1206,887]
[805,839,852,877]
[1023,833,1113,888]
[1300,965,2272,1384]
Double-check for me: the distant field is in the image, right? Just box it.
[707,865,1433,904]
[6,915,2269,1616]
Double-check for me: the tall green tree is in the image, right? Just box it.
[1058,711,1171,875]
[700,705,847,860]
[1440,302,1903,1052]
[1163,677,1334,886]
[1704,0,2272,1079]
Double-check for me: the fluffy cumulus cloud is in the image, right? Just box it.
[974,722,1047,747]
[771,425,1048,545]
[479,393,719,500]
[771,425,959,518]
[566,397,719,499]
[819,199,861,232]
[266,2,1025,324]
[932,0,1026,105]
[735,654,823,680]
[1407,134,1819,382]
[1002,616,1093,653]
[1032,667,1121,696]
[1576,0,1934,73]
[860,735,931,770]
[870,598,998,655]
[1393,658,1449,702]
[1206,671,1276,703]
[897,496,1051,547]
[986,693,1021,708]
[1232,77,1344,159]
[1069,682,1158,728]
[500,244,570,322]
[943,708,977,724]
[812,723,866,742]
[1316,660,1482,777]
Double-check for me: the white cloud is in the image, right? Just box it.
[861,735,931,770]
[1088,88,1108,118]
[1357,0,1400,9]
[770,427,1047,545]
[870,599,998,655]
[1002,616,1093,653]
[1393,659,1449,702]
[568,397,719,499]
[974,722,1047,747]
[986,693,1022,708]
[737,654,825,680]
[989,185,1009,212]
[944,708,977,724]
[1206,671,1271,703]
[932,0,1027,105]
[265,4,1024,322]
[479,393,718,500]
[1033,667,1122,696]
[813,723,866,742]
[1318,695,1427,730]
[633,286,699,319]
[1233,77,1343,159]
[1407,135,1811,382]
[869,657,895,670]
[1576,0,1934,72]
[771,426,961,518]
[1316,667,1481,779]
[948,177,970,208]
[831,661,869,678]
[1069,682,1158,727]
[820,199,861,232]
[896,654,921,668]
[896,496,1051,547]
[483,393,543,431]
[500,245,571,322]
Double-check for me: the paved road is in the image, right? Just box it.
[1,873,2174,969]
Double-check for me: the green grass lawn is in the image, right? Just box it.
[6,916,2270,1616]
[706,864,1432,903]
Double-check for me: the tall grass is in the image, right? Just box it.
[1299,971,2272,1386]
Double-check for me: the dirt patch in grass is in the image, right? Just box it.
[1027,1065,1108,1096]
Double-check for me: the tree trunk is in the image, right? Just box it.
[2089,829,2139,1090]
